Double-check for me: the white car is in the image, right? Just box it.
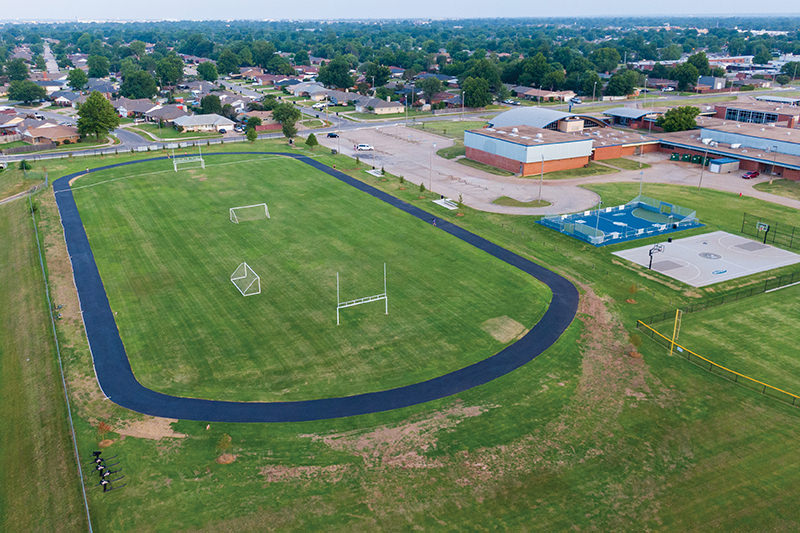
[355,144,374,151]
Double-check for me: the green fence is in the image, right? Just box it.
[741,212,799,250]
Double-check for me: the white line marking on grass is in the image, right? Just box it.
[62,155,322,193]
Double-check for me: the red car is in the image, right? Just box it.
[742,171,760,179]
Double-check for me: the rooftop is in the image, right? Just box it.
[717,101,800,116]
[658,129,800,170]
[469,125,588,145]
[701,121,800,145]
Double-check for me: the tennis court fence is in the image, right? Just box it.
[636,320,800,408]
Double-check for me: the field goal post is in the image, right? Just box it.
[230,203,270,223]
[231,262,261,296]
[172,147,205,172]
[336,263,388,325]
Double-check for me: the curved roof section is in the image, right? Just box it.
[489,107,573,129]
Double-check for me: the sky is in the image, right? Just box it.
[1,0,798,22]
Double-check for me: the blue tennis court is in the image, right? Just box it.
[538,195,703,246]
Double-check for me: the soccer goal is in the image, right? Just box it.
[230,203,270,223]
[231,262,261,296]
[172,147,205,172]
[336,263,387,325]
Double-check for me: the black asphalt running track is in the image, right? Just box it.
[54,152,579,423]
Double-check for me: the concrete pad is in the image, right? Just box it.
[613,231,800,287]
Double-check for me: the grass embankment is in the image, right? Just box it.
[754,179,800,202]
[73,155,549,402]
[0,199,86,532]
[0,140,30,150]
[602,157,652,171]
[492,196,551,208]
[539,161,620,180]
[436,143,465,159]
[22,140,800,531]
[457,157,515,176]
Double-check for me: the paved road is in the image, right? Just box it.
[42,42,60,75]
[54,152,579,422]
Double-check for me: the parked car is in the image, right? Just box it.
[742,171,760,179]
[355,143,374,151]
[661,87,675,92]
[503,99,519,105]
[218,128,227,134]
[570,97,582,104]
[327,132,339,138]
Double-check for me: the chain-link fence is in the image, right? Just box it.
[741,212,799,250]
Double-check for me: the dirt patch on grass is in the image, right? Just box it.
[481,316,527,343]
[259,464,349,483]
[216,453,237,464]
[302,401,490,469]
[115,417,187,440]
[38,192,82,326]
[98,439,114,448]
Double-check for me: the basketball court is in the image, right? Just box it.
[612,231,800,287]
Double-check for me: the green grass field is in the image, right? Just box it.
[412,120,487,139]
[0,199,86,531]
[7,140,800,531]
[664,284,800,394]
[436,142,465,159]
[72,155,550,401]
[129,123,221,140]
[754,179,800,202]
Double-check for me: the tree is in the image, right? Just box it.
[579,70,602,97]
[589,47,621,72]
[780,62,800,78]
[659,44,683,61]
[656,106,700,132]
[318,56,354,89]
[364,63,391,87]
[197,61,218,81]
[672,62,699,91]
[305,132,318,149]
[271,103,301,126]
[604,70,637,96]
[77,91,120,139]
[34,54,46,71]
[462,76,492,108]
[418,77,443,101]
[67,68,88,91]
[119,70,157,99]
[542,69,566,90]
[246,127,258,142]
[216,49,239,75]
[200,94,222,115]
[128,40,146,58]
[87,54,110,78]
[282,121,297,140]
[156,54,184,87]
[753,45,772,65]
[6,58,29,81]
[687,52,711,76]
[775,74,791,86]
[245,116,262,128]
[8,80,46,103]
[294,51,310,66]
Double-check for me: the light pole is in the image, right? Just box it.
[771,145,778,184]
[538,154,544,201]
[595,199,603,236]
[592,81,597,102]
[697,146,709,190]
[429,142,436,191]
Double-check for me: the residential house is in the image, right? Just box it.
[241,110,282,131]
[86,78,117,99]
[144,104,189,125]
[430,92,462,107]
[416,72,459,87]
[112,97,159,118]
[388,66,405,78]
[354,97,405,115]
[23,124,80,145]
[50,90,81,107]
[173,114,235,132]
[34,80,66,95]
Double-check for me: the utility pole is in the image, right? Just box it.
[592,81,597,102]
[538,154,544,201]
[429,142,436,191]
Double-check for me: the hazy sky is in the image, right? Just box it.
[1,0,798,21]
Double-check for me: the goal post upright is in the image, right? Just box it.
[336,263,388,325]
[229,203,270,223]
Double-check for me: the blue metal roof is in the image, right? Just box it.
[709,157,739,164]
[489,108,574,129]
[603,107,651,119]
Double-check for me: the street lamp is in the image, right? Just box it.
[697,146,709,190]
[771,145,778,184]
[429,142,436,191]
[538,154,544,202]
[592,81,597,102]
[595,199,603,236]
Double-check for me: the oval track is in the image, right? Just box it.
[54,152,578,422]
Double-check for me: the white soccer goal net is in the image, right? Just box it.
[172,148,205,172]
[230,203,270,223]
[231,262,261,296]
